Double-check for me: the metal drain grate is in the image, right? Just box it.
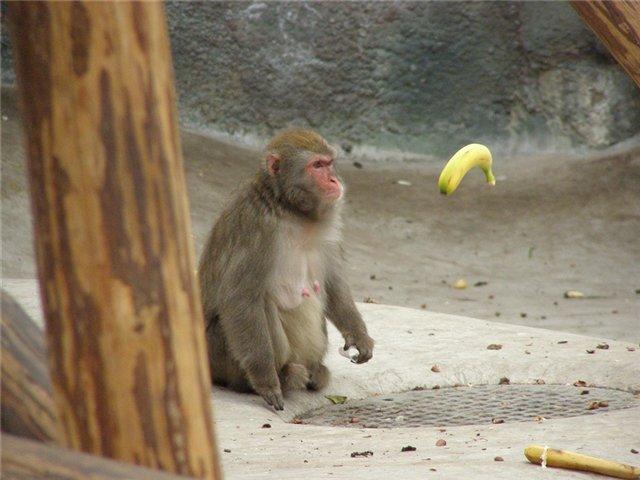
[297,384,640,428]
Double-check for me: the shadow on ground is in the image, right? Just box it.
[2,87,639,341]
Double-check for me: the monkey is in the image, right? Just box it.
[198,129,374,410]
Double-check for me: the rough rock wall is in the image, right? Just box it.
[3,1,639,157]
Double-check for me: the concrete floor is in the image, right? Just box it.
[2,86,640,479]
[2,87,639,341]
[3,282,639,480]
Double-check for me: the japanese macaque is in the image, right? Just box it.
[198,129,374,410]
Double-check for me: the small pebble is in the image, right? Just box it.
[401,446,417,452]
[262,423,271,428]
[224,449,231,453]
[499,377,510,385]
[494,456,504,462]
[453,278,467,289]
[631,449,638,454]
[431,365,441,373]
[435,439,447,447]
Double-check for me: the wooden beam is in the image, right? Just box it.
[8,2,221,478]
[1,434,195,480]
[1,290,58,442]
[571,1,640,88]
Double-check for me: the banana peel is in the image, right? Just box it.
[525,444,640,479]
[438,144,495,195]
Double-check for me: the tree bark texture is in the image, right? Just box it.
[1,290,58,443]
[571,0,640,88]
[8,2,221,478]
[1,434,195,480]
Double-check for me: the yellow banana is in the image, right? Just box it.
[524,444,640,479]
[438,144,495,195]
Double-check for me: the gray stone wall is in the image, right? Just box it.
[3,1,639,157]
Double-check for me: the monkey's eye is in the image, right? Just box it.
[313,161,323,169]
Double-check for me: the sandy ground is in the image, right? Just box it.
[2,87,639,341]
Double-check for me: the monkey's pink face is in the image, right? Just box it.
[305,154,343,201]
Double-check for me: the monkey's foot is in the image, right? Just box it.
[307,363,330,391]
[281,363,310,391]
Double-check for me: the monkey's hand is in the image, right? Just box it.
[252,379,284,411]
[343,331,374,364]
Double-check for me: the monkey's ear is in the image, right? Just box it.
[266,153,280,176]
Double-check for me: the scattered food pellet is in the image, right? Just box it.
[494,456,504,462]
[474,281,488,287]
[586,349,595,354]
[350,451,373,458]
[581,390,590,395]
[534,379,545,385]
[430,468,437,472]
[520,312,527,318]
[597,343,609,350]
[628,347,636,352]
[224,449,231,453]
[369,274,376,280]
[401,446,417,452]
[262,423,271,428]
[492,418,505,424]
[524,350,531,354]
[453,278,467,289]
[499,377,510,385]
[488,294,495,299]
[494,312,501,317]
[557,340,568,344]
[574,380,587,387]
[611,310,618,314]
[487,343,503,350]
[541,315,547,319]
[564,290,584,299]
[587,401,609,410]
[388,286,393,290]
[412,386,425,391]
[421,303,427,309]
[631,449,638,454]
[435,439,447,447]
[353,161,363,169]
[431,365,441,373]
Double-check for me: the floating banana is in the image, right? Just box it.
[524,444,640,479]
[438,144,495,195]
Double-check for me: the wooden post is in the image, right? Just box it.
[8,2,221,478]
[571,1,640,88]
[2,434,195,480]
[1,290,58,442]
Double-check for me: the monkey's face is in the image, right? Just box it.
[303,154,343,202]
[268,149,344,217]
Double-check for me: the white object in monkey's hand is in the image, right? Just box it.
[339,346,360,363]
